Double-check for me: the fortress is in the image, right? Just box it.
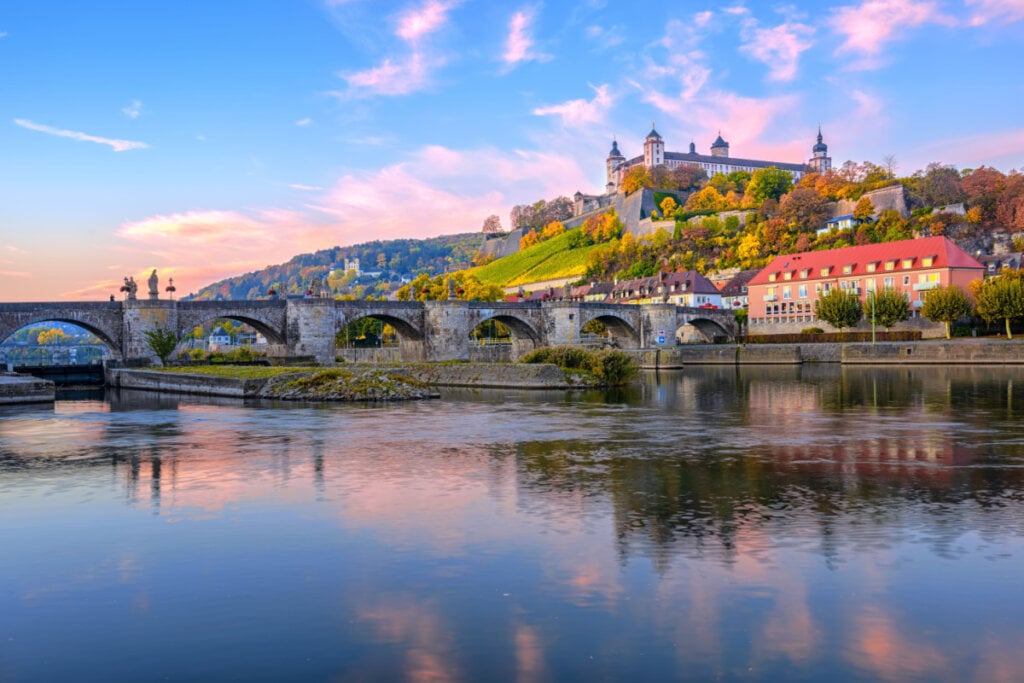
[569,125,833,225]
[605,124,832,193]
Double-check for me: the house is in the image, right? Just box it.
[746,236,984,326]
[608,271,722,307]
[818,214,859,235]
[719,269,760,309]
[208,326,233,345]
[978,252,1023,276]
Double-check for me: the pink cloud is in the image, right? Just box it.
[532,84,613,128]
[966,0,1024,26]
[336,52,433,97]
[14,118,149,152]
[395,0,456,41]
[904,127,1024,171]
[503,9,548,66]
[829,0,956,64]
[739,21,815,82]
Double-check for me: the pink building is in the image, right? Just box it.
[747,236,984,326]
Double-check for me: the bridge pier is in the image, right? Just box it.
[123,301,178,364]
[640,304,678,348]
[423,301,470,361]
[541,302,581,346]
[286,299,337,364]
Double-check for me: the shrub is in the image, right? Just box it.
[801,327,825,334]
[519,346,638,386]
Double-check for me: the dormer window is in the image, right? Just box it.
[902,258,915,268]
[769,273,777,282]
[800,269,809,278]
[885,260,896,271]
[866,262,878,273]
[820,267,832,277]
[843,264,854,275]
[922,256,935,268]
[784,272,792,280]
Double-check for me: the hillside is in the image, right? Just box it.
[188,233,483,301]
[469,228,603,287]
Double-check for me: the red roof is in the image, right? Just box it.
[748,236,983,286]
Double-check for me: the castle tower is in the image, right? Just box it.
[606,139,625,191]
[643,123,664,169]
[688,141,696,154]
[808,126,832,173]
[710,132,729,158]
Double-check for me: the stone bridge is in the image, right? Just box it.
[0,298,737,364]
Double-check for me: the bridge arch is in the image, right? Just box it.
[0,307,124,361]
[469,313,541,361]
[675,314,732,343]
[337,307,426,362]
[577,311,640,349]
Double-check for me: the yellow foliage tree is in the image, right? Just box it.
[659,196,678,216]
[541,221,566,240]
[684,186,728,212]
[519,229,540,250]
[620,166,652,194]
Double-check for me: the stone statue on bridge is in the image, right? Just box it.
[148,270,159,300]
[122,276,138,300]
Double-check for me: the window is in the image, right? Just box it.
[783,286,792,300]
[769,273,777,282]
[885,260,896,271]
[798,285,808,298]
[820,267,832,277]
[884,276,894,288]
[866,262,877,273]
[903,275,910,286]
[800,269,809,278]
[922,256,935,267]
[902,258,914,268]
[843,264,854,275]
[866,278,875,292]
[784,271,792,280]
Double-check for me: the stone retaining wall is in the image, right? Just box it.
[631,340,1024,367]
[0,373,55,404]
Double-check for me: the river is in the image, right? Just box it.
[2,365,1024,682]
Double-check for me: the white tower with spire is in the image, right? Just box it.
[808,127,831,173]
[643,123,664,169]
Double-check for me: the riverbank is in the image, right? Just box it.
[106,362,592,399]
[632,338,1024,368]
[0,373,55,405]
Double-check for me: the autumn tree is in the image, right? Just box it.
[519,229,540,250]
[853,197,875,222]
[911,162,965,208]
[482,214,504,234]
[670,165,708,191]
[973,271,1024,339]
[865,287,910,330]
[995,172,1024,231]
[961,166,1005,223]
[541,221,566,241]
[659,196,678,216]
[745,166,794,205]
[684,186,728,212]
[778,187,831,231]
[620,166,652,194]
[814,288,863,336]
[921,284,973,339]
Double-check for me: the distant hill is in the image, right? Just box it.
[187,233,483,301]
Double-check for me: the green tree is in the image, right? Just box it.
[144,326,179,366]
[745,166,794,205]
[921,284,973,339]
[973,271,1024,339]
[814,288,863,336]
[865,287,910,330]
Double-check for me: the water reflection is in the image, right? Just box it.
[2,366,1024,681]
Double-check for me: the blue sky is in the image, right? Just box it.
[2,0,1022,301]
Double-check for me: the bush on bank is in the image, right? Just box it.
[519,346,638,386]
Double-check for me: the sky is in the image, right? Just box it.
[2,0,1023,302]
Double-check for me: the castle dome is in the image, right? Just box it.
[813,127,827,153]
[608,139,623,158]
[711,133,729,149]
[646,122,662,140]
